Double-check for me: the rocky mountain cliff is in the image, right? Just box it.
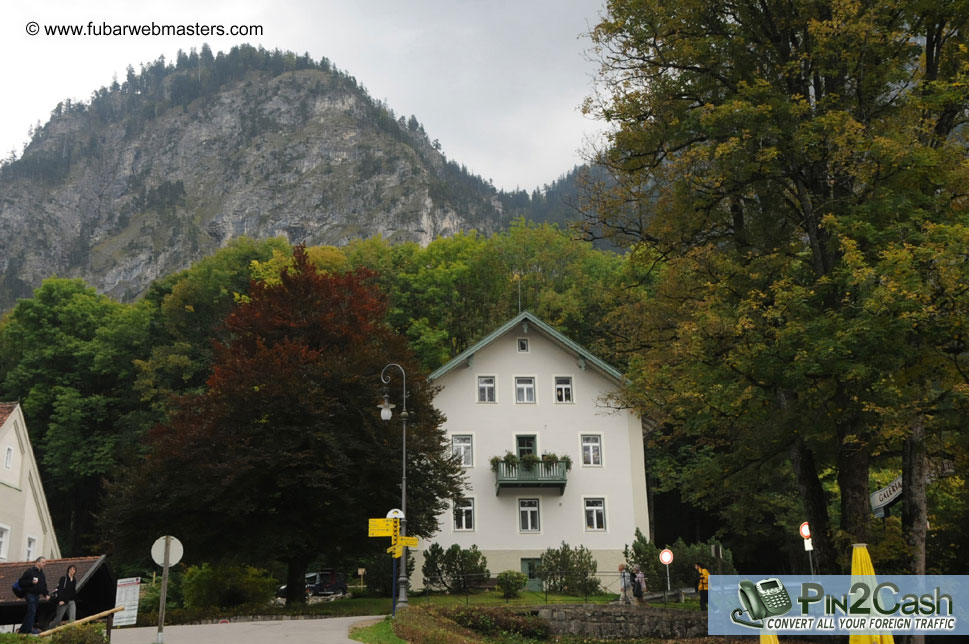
[0,46,535,310]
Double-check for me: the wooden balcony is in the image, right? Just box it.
[494,461,568,495]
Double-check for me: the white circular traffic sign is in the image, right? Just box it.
[659,548,673,565]
[799,521,811,539]
[151,536,184,566]
[386,508,405,519]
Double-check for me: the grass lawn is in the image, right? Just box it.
[349,617,406,644]
[300,596,394,616]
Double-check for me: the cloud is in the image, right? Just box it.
[2,0,605,190]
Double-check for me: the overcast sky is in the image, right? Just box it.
[3,1,607,191]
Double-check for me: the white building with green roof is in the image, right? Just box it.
[419,312,649,589]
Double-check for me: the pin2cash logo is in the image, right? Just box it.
[730,578,794,629]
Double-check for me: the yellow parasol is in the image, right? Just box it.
[848,544,895,644]
[759,632,780,644]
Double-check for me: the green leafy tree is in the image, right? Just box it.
[135,236,289,412]
[104,247,465,603]
[585,0,969,572]
[0,278,151,553]
[362,551,415,596]
[344,222,624,371]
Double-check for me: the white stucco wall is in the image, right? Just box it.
[420,318,648,579]
[0,405,61,562]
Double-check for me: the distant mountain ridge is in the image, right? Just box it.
[0,45,586,311]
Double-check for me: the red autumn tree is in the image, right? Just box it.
[105,247,464,602]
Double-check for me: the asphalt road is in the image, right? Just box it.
[111,615,384,644]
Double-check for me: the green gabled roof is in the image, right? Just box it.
[429,311,624,383]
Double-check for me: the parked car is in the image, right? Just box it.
[307,570,347,596]
[276,570,348,598]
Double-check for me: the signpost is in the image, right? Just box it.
[369,510,418,559]
[799,522,814,576]
[368,510,419,617]
[659,548,673,603]
[151,536,183,644]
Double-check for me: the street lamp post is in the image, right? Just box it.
[379,363,409,608]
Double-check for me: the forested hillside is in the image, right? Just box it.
[0,44,590,312]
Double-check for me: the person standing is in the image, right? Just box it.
[633,564,647,605]
[18,556,49,634]
[51,564,78,626]
[694,562,709,611]
[618,562,632,604]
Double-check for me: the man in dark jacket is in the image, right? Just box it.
[18,557,49,634]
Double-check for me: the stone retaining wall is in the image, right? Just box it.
[536,604,707,640]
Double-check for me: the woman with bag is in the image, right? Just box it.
[51,564,78,625]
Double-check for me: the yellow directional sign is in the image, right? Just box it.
[370,516,410,557]
[369,518,395,537]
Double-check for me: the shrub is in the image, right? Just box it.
[421,543,489,593]
[624,530,737,591]
[181,562,277,608]
[139,568,185,613]
[495,570,527,598]
[50,624,108,644]
[437,606,550,640]
[538,541,600,596]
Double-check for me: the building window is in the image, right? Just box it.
[581,435,602,466]
[555,377,573,403]
[0,525,9,561]
[454,498,474,531]
[452,435,473,467]
[515,377,535,403]
[477,376,496,403]
[25,536,37,561]
[517,338,529,352]
[3,446,11,469]
[585,498,606,530]
[516,435,536,458]
[519,499,540,531]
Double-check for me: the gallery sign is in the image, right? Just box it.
[870,475,903,513]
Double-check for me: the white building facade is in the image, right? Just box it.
[418,312,648,586]
[0,403,60,563]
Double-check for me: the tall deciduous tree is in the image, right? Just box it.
[343,222,625,372]
[104,247,464,602]
[0,278,151,553]
[585,0,969,571]
[134,236,289,413]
